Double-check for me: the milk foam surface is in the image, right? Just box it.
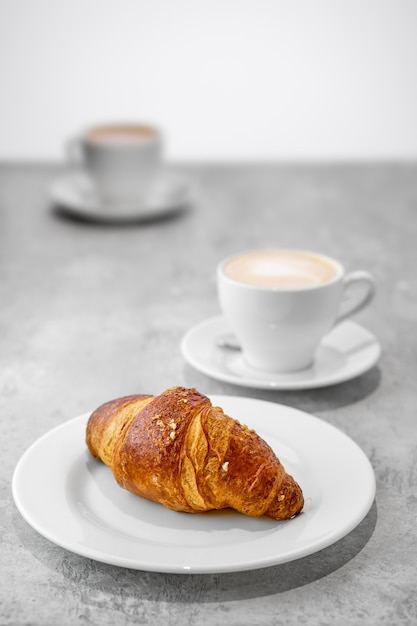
[224,251,338,288]
[87,125,156,145]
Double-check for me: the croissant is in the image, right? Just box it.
[86,386,304,520]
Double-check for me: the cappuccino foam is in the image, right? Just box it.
[224,250,339,288]
[87,125,157,144]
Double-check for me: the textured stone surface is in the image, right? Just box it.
[1,162,416,625]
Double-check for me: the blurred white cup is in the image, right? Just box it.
[68,122,163,208]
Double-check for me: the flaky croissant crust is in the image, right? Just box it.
[86,386,304,520]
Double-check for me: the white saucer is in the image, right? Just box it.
[181,316,381,390]
[49,171,192,222]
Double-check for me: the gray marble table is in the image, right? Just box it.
[1,162,416,625]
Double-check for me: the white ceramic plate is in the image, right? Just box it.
[181,316,381,390]
[12,395,375,574]
[49,171,192,222]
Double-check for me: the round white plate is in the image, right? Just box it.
[12,395,375,574]
[181,316,381,390]
[49,171,192,222]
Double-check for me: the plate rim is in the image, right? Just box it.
[181,316,381,390]
[12,395,376,574]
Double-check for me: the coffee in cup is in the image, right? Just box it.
[217,249,375,372]
[68,123,162,208]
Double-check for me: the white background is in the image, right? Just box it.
[1,0,417,161]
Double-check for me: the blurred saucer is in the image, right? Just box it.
[49,171,192,222]
[181,315,381,390]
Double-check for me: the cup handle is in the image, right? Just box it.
[336,270,375,324]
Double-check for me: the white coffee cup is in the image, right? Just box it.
[68,122,162,208]
[217,249,375,373]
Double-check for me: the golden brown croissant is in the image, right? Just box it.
[86,386,304,520]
